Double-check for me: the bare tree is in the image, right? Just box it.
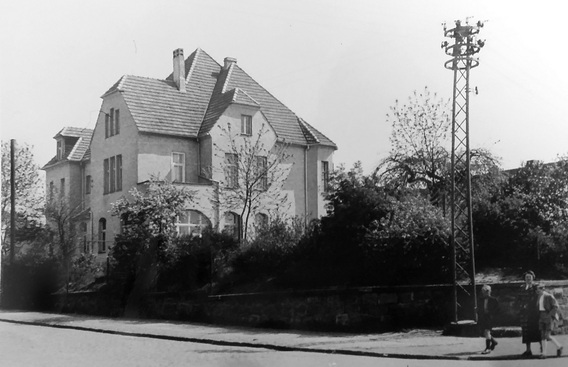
[211,122,291,240]
[44,190,82,289]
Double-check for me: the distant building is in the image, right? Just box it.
[42,48,337,261]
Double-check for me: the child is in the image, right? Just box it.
[535,283,564,358]
[478,284,499,354]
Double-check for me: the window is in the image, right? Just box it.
[60,178,65,197]
[103,159,109,194]
[104,154,122,194]
[98,218,106,253]
[241,115,252,135]
[321,161,330,192]
[224,212,240,239]
[56,140,64,159]
[80,222,89,253]
[109,109,114,136]
[105,113,110,138]
[116,155,122,191]
[254,213,268,229]
[172,153,185,182]
[105,108,120,138]
[225,153,239,188]
[85,175,92,195]
[176,210,211,237]
[255,156,268,191]
[115,109,120,135]
[49,181,54,201]
[110,156,116,193]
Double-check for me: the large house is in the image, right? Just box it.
[42,48,336,260]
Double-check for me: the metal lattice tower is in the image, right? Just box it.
[442,19,485,323]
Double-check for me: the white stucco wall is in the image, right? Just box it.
[207,104,297,231]
[89,91,139,255]
[137,134,199,183]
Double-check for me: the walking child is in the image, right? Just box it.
[478,284,499,354]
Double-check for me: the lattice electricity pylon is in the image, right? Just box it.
[442,19,485,323]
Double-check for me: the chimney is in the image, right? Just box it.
[224,57,237,70]
[173,48,186,92]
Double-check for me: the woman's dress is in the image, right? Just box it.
[519,284,540,344]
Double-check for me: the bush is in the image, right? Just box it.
[108,228,239,293]
[225,217,305,289]
[69,253,103,290]
[1,256,60,310]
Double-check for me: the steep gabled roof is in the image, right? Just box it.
[102,48,336,148]
[43,127,93,168]
[105,48,220,137]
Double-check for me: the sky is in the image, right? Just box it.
[1,0,567,175]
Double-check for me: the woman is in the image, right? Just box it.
[535,283,564,358]
[518,270,541,356]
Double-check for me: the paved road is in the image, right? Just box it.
[1,311,567,366]
[2,321,567,367]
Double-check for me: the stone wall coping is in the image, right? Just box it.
[141,280,568,302]
[61,280,568,299]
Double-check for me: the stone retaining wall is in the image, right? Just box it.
[54,281,568,333]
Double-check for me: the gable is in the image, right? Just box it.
[222,65,336,148]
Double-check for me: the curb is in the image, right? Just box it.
[0,318,566,361]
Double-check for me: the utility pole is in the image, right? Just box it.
[442,19,485,323]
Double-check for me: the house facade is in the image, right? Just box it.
[42,48,336,261]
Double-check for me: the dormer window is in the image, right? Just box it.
[105,108,120,138]
[241,115,252,136]
[56,140,64,159]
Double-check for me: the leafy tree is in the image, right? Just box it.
[363,191,451,284]
[287,162,392,286]
[1,140,45,255]
[111,178,195,239]
[378,87,451,193]
[109,179,194,315]
[474,156,568,274]
[211,122,291,240]
[285,163,452,286]
[377,88,501,209]
[323,162,390,246]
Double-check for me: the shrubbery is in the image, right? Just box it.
[227,216,304,288]
[1,254,60,310]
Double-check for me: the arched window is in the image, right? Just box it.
[224,212,241,239]
[176,210,211,237]
[98,218,106,253]
[254,213,268,229]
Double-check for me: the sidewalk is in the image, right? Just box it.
[1,310,567,361]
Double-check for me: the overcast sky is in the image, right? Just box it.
[1,0,566,174]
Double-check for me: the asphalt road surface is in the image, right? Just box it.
[0,321,564,367]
